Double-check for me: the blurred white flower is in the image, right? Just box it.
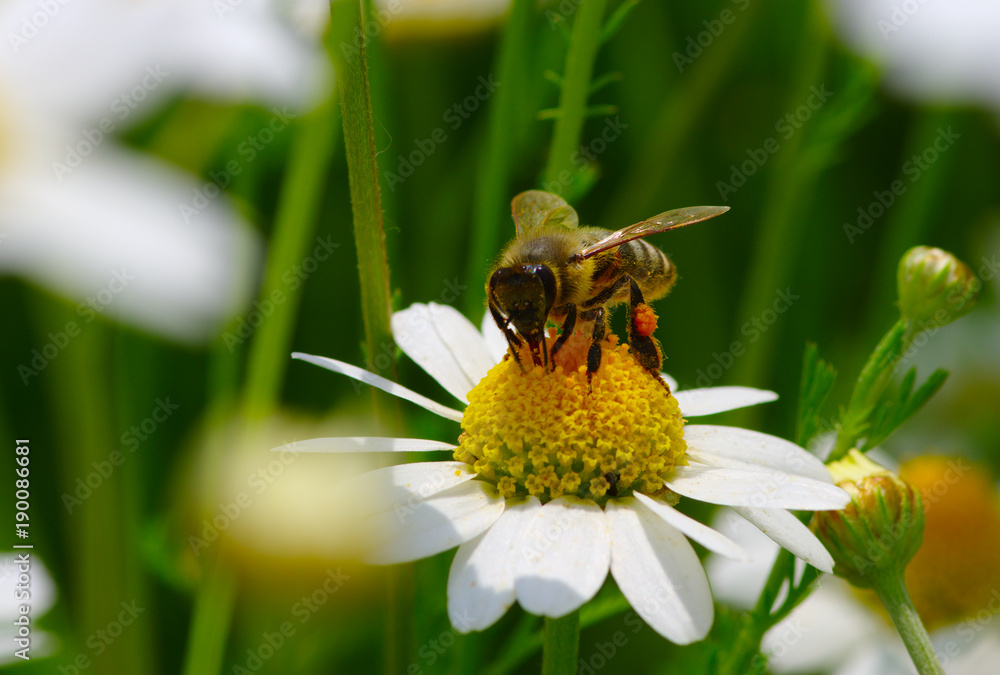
[0,0,330,342]
[0,553,56,665]
[826,0,1000,110]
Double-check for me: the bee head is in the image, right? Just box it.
[488,263,557,341]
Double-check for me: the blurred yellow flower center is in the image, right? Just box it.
[900,456,1000,630]
[454,332,686,504]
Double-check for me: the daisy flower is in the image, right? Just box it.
[709,454,1000,674]
[277,302,850,642]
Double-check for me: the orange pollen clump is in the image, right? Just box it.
[633,303,657,337]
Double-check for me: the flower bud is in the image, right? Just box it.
[812,450,924,588]
[897,246,979,329]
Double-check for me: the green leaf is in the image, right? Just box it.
[795,343,837,447]
[600,0,641,43]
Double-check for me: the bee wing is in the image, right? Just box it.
[574,205,729,261]
[511,190,579,235]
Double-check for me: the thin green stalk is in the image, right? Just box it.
[181,559,239,675]
[829,318,908,462]
[542,0,608,194]
[329,0,396,378]
[48,316,143,675]
[464,0,534,315]
[729,2,828,397]
[542,611,581,675]
[874,571,945,675]
[329,3,407,672]
[241,100,340,420]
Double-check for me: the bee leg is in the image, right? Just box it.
[550,303,578,362]
[489,301,526,372]
[626,278,664,377]
[582,307,606,383]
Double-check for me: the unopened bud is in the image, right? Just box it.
[897,246,978,329]
[812,450,924,588]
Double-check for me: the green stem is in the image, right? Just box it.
[181,559,239,675]
[873,571,945,675]
[330,0,396,378]
[729,2,828,398]
[464,0,534,315]
[542,611,581,675]
[542,0,607,194]
[329,4,407,672]
[241,99,340,420]
[48,315,142,675]
[830,318,908,462]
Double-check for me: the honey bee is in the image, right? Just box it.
[487,190,729,378]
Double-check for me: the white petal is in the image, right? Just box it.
[0,148,260,343]
[391,303,493,403]
[633,493,749,561]
[733,507,835,573]
[273,437,456,453]
[666,466,849,510]
[607,498,713,644]
[764,577,886,674]
[480,310,509,365]
[685,425,833,483]
[1,0,327,127]
[447,497,541,632]
[674,387,778,417]
[704,508,782,610]
[346,461,475,506]
[660,372,679,391]
[292,353,464,422]
[365,480,505,565]
[514,497,610,618]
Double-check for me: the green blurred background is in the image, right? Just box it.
[2,0,998,673]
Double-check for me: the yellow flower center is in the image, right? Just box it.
[900,456,1000,630]
[454,332,687,504]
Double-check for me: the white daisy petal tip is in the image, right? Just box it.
[632,492,751,562]
[514,497,611,619]
[673,386,779,417]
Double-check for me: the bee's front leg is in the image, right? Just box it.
[626,278,664,379]
[489,300,526,372]
[550,303,578,363]
[579,307,606,383]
